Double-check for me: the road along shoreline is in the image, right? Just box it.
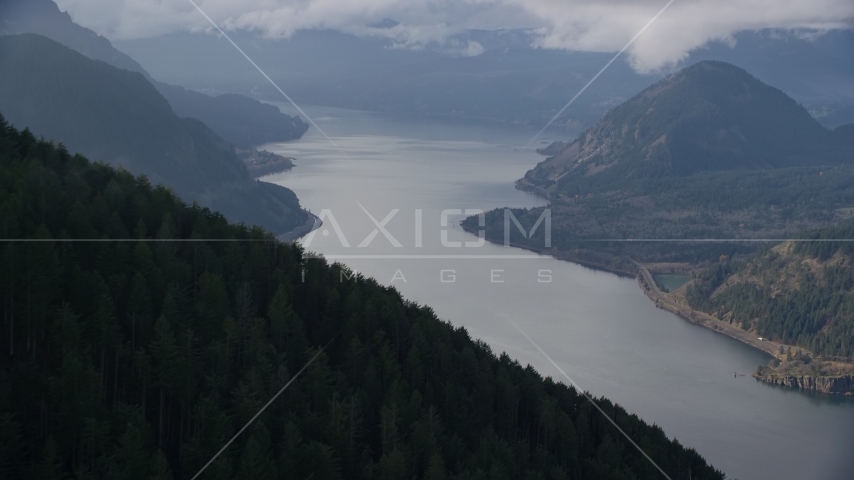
[279,211,322,243]
[459,222,854,394]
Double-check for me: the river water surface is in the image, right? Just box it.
[263,105,854,480]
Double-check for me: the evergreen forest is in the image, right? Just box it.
[0,116,722,479]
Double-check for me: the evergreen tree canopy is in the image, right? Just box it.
[0,115,722,479]
[686,222,854,358]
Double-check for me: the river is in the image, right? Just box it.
[262,104,854,480]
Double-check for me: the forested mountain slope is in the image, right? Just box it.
[522,61,851,191]
[470,62,854,267]
[0,117,722,479]
[0,34,305,234]
[0,0,308,147]
[685,220,854,358]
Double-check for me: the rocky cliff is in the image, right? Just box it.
[754,371,854,395]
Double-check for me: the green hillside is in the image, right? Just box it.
[0,118,722,479]
[686,220,854,358]
[0,34,305,234]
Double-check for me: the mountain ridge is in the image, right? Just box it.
[470,61,854,269]
[522,61,852,192]
[0,0,308,148]
[115,28,854,130]
[0,33,306,233]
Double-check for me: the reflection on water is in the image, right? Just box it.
[264,104,854,480]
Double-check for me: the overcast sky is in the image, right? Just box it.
[55,0,854,71]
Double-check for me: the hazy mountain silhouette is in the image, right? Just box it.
[0,0,308,147]
[0,34,306,233]
[115,27,854,131]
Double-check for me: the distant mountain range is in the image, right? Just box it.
[0,0,308,148]
[0,34,306,234]
[521,61,854,190]
[6,0,851,135]
[114,26,854,132]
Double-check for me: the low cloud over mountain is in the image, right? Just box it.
[56,0,853,71]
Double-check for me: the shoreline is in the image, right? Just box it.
[279,211,322,243]
[458,224,636,279]
[462,222,854,394]
[468,227,783,357]
[632,255,854,395]
[631,261,782,357]
[248,162,293,178]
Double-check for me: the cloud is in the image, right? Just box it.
[426,39,485,57]
[518,0,854,72]
[55,0,854,71]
